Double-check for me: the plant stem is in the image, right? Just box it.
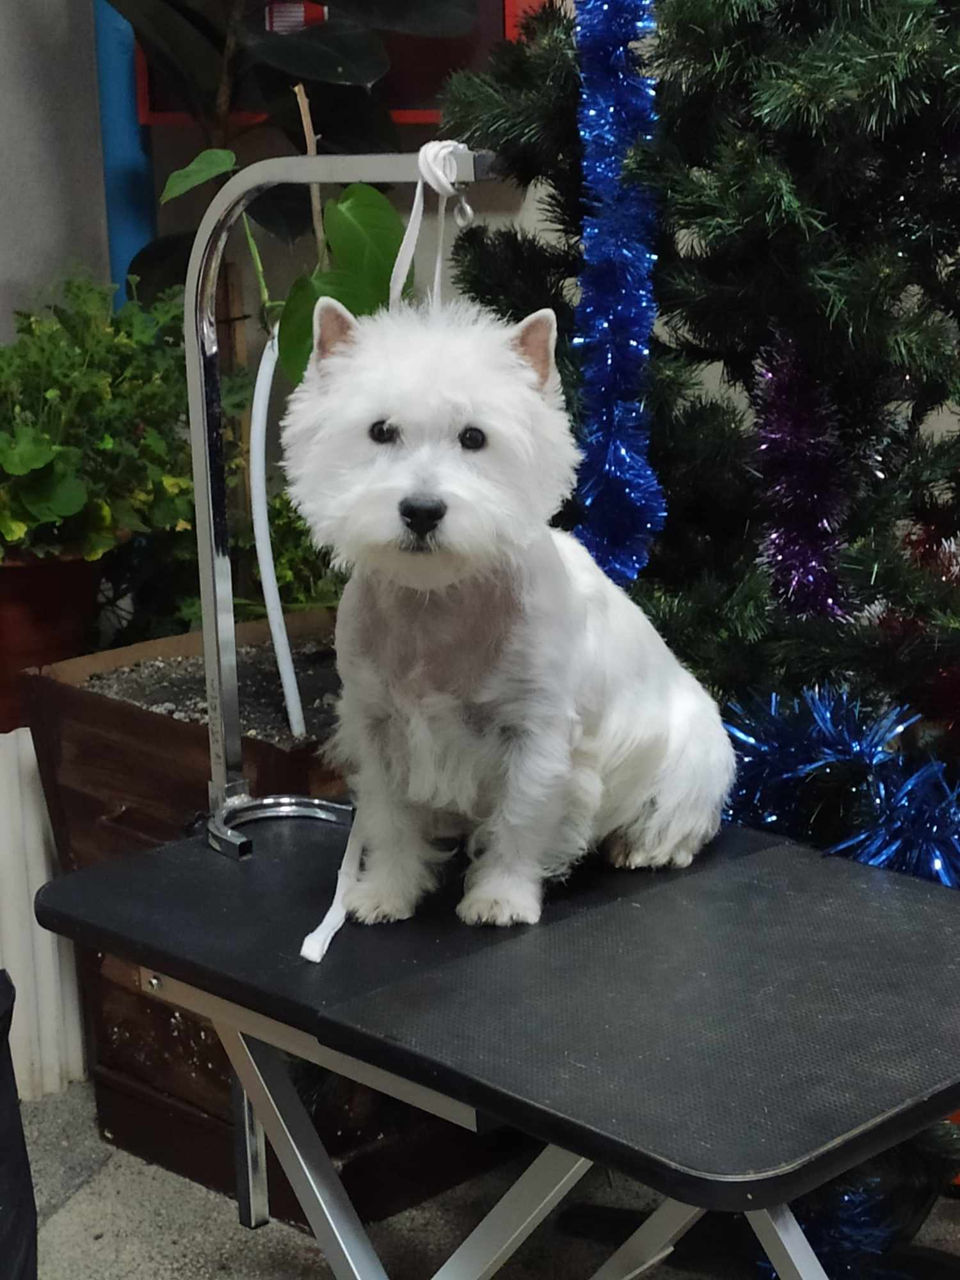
[242,214,270,315]
[293,83,327,270]
[213,0,244,147]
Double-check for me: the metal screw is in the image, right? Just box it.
[147,975,162,991]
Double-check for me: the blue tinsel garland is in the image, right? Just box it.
[572,0,667,584]
[832,761,960,888]
[725,688,960,887]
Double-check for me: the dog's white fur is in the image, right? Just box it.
[282,298,736,927]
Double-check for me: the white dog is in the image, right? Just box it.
[282,298,735,927]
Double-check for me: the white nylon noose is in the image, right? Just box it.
[299,819,364,963]
[300,141,474,964]
[388,140,474,313]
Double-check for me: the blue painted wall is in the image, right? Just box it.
[92,0,155,294]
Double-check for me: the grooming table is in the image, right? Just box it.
[35,821,960,1280]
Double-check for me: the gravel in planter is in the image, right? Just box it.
[84,642,341,750]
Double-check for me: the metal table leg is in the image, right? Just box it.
[216,1025,390,1280]
[231,1073,269,1229]
[747,1205,830,1280]
[587,1198,705,1280]
[431,1145,592,1280]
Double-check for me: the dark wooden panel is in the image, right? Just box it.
[23,670,345,873]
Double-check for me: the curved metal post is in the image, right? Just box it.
[184,151,493,852]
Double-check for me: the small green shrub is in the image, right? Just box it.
[0,279,195,560]
[255,493,344,612]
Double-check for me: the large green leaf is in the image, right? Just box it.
[18,462,88,523]
[324,183,404,292]
[243,19,388,87]
[312,268,383,315]
[105,0,223,102]
[327,0,475,37]
[160,148,237,203]
[0,426,56,477]
[0,495,28,544]
[277,270,381,385]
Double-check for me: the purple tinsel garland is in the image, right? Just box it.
[753,336,848,617]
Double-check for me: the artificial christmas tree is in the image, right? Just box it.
[443,0,960,870]
[446,7,960,1256]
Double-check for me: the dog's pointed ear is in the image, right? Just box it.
[509,309,557,390]
[313,297,357,362]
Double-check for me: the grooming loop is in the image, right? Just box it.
[183,149,495,859]
[389,140,475,312]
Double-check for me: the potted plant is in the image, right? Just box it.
[0,279,198,728]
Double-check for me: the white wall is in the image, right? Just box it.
[0,731,85,1100]
[0,0,110,340]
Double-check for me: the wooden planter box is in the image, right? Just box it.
[25,611,345,868]
[23,613,520,1225]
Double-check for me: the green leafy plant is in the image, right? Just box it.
[262,493,343,608]
[230,493,344,621]
[276,182,406,381]
[162,146,406,380]
[123,1,461,619]
[162,153,406,370]
[156,157,402,623]
[0,280,200,561]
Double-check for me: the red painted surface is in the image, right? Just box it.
[504,0,539,40]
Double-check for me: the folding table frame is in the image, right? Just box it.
[142,967,828,1280]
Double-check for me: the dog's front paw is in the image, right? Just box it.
[457,877,542,927]
[344,878,418,924]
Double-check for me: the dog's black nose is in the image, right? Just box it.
[399,496,447,538]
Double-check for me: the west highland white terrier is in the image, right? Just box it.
[282,298,736,927]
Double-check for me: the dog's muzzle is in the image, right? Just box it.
[399,496,446,542]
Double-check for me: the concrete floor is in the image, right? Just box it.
[20,1083,960,1279]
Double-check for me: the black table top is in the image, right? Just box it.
[36,820,960,1210]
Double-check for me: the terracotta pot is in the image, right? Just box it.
[0,557,101,732]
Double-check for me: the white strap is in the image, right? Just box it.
[301,144,474,967]
[299,818,364,963]
[389,140,474,313]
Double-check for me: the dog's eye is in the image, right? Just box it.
[369,420,398,445]
[459,426,487,451]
